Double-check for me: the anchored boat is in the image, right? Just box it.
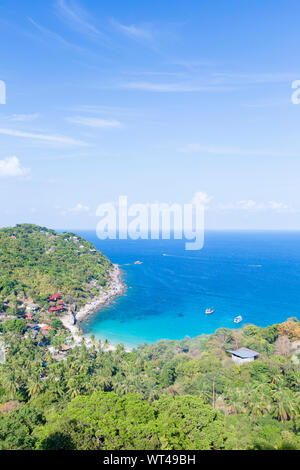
[205,308,215,315]
[234,315,242,324]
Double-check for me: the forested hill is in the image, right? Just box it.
[0,318,299,450]
[0,224,112,312]
[0,224,299,450]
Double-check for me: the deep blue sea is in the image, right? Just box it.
[73,231,300,348]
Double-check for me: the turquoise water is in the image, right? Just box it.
[75,231,300,348]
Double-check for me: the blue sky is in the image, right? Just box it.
[1,0,300,230]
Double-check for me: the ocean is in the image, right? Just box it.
[74,230,300,348]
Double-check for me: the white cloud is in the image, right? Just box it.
[238,200,263,210]
[28,17,87,54]
[242,99,289,109]
[118,70,299,94]
[268,201,290,211]
[112,20,153,40]
[55,0,106,40]
[170,59,218,69]
[0,156,30,177]
[217,200,294,213]
[212,72,299,85]
[120,82,235,92]
[8,113,40,122]
[66,116,122,128]
[192,192,212,206]
[61,203,90,216]
[70,203,90,212]
[178,144,296,158]
[0,128,88,146]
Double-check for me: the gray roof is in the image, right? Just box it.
[228,347,259,359]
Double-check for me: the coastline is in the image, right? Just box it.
[61,264,127,350]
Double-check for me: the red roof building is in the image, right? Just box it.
[48,293,62,301]
[41,325,52,331]
[49,305,65,313]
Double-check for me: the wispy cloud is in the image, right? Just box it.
[120,82,236,92]
[0,156,30,177]
[212,72,299,85]
[66,105,146,120]
[61,202,90,216]
[122,70,184,78]
[28,17,87,53]
[119,70,300,93]
[69,202,90,213]
[111,19,153,41]
[170,59,219,69]
[8,113,40,122]
[242,99,290,109]
[55,0,106,40]
[66,116,122,128]
[192,191,212,206]
[0,128,88,146]
[217,200,294,213]
[178,144,296,158]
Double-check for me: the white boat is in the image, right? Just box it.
[205,308,215,315]
[234,315,242,324]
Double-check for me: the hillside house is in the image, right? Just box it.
[26,304,39,312]
[41,325,52,335]
[0,341,5,364]
[48,293,62,302]
[49,305,64,313]
[228,347,259,365]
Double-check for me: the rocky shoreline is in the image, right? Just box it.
[61,264,126,347]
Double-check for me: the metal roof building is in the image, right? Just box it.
[227,347,259,365]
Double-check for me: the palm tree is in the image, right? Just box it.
[27,374,42,397]
[271,371,284,387]
[67,377,83,398]
[225,388,246,414]
[166,385,179,397]
[271,389,297,421]
[248,392,267,418]
[98,376,112,392]
[2,371,18,400]
[114,381,132,395]
[90,334,96,344]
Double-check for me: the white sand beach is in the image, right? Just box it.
[61,264,127,350]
